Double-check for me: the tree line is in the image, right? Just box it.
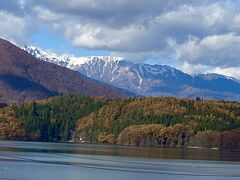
[0,94,239,149]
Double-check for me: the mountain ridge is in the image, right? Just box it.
[23,44,240,101]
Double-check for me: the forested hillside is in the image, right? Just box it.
[12,95,107,141]
[75,97,240,149]
[0,94,240,150]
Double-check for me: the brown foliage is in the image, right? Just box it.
[118,124,190,147]
[0,108,27,140]
[98,134,116,144]
[189,131,222,148]
[222,128,240,150]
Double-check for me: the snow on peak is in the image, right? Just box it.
[22,45,125,67]
[22,44,182,80]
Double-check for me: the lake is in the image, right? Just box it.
[0,141,239,180]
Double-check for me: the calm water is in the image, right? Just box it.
[0,141,239,180]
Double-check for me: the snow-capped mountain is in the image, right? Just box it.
[23,45,240,100]
[23,45,124,69]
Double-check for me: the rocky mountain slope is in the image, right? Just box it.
[23,45,240,101]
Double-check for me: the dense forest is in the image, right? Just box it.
[12,95,107,141]
[0,94,240,150]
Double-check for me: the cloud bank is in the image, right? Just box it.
[0,0,240,79]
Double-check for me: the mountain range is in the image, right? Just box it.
[23,45,240,101]
[0,38,132,104]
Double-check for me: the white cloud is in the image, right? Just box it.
[209,67,240,80]
[177,62,210,75]
[18,0,26,10]
[32,1,240,54]
[34,6,63,22]
[171,33,240,68]
[0,11,29,43]
[176,61,240,80]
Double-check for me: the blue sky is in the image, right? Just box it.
[29,29,110,57]
[1,0,240,79]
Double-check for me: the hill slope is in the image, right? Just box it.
[0,39,131,103]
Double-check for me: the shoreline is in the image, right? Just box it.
[2,139,240,152]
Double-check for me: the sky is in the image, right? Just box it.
[1,0,240,79]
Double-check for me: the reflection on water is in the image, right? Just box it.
[0,141,239,180]
[0,141,239,161]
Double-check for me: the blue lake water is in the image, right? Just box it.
[0,141,239,180]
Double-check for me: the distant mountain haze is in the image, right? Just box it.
[23,45,240,101]
[0,39,133,103]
